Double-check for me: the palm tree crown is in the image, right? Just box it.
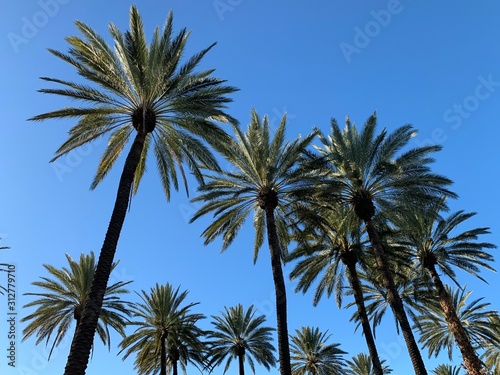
[21,252,132,359]
[414,286,500,360]
[289,326,346,375]
[345,353,393,375]
[205,304,276,375]
[119,283,206,375]
[31,5,238,197]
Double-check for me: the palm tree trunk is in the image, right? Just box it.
[426,263,485,375]
[64,131,147,375]
[265,208,292,375]
[238,353,245,375]
[364,219,428,375]
[344,257,384,375]
[161,333,167,375]
[172,359,178,375]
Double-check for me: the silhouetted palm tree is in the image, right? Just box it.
[21,252,131,359]
[205,304,276,375]
[30,5,237,374]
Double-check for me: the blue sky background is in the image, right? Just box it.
[1,1,500,374]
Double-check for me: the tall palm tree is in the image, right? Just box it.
[431,364,463,375]
[190,110,318,375]
[395,200,497,375]
[205,304,276,375]
[311,113,456,375]
[289,326,346,375]
[21,252,132,359]
[29,6,237,374]
[119,283,206,375]
[345,353,393,375]
[288,205,385,375]
[414,286,500,364]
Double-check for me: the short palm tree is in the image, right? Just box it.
[345,353,392,375]
[29,6,237,374]
[289,326,346,375]
[431,364,463,375]
[191,110,318,375]
[414,286,500,363]
[119,283,206,375]
[312,113,456,375]
[205,304,276,375]
[395,200,496,375]
[288,205,385,375]
[21,252,132,359]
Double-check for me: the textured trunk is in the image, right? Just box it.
[64,132,147,375]
[161,333,167,375]
[426,263,485,375]
[265,208,292,375]
[344,259,384,375]
[172,359,178,375]
[364,219,428,375]
[238,353,245,375]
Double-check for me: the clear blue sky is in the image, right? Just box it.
[1,1,500,374]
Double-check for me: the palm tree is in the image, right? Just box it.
[481,314,500,374]
[431,364,463,375]
[395,200,497,375]
[29,6,237,374]
[289,326,346,375]
[21,252,132,359]
[190,110,318,375]
[205,304,276,375]
[311,113,456,375]
[414,286,500,364]
[119,283,206,375]
[288,205,385,375]
[345,353,392,375]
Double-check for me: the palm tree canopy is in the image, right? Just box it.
[431,364,463,375]
[21,252,132,359]
[205,304,276,374]
[290,326,347,375]
[288,204,367,307]
[312,113,456,221]
[413,285,500,360]
[190,109,318,262]
[394,199,496,286]
[345,353,393,375]
[29,5,238,200]
[119,283,206,375]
